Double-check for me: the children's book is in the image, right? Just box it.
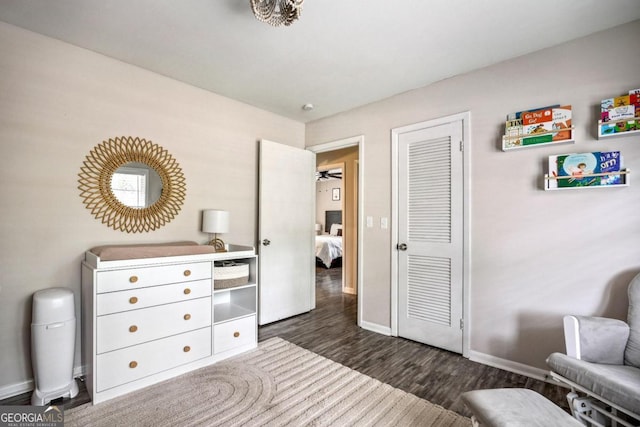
[551,151,622,188]
[555,153,600,188]
[599,151,622,186]
[504,118,523,148]
[521,108,553,125]
[601,98,614,111]
[614,95,631,107]
[630,89,640,109]
[600,89,639,134]
[631,89,640,118]
[600,120,637,134]
[609,105,635,122]
[505,105,571,148]
[507,105,559,121]
[551,106,572,141]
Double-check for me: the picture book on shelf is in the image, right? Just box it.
[631,88,640,111]
[550,151,622,188]
[507,104,559,121]
[504,105,572,149]
[599,88,639,135]
[599,151,623,186]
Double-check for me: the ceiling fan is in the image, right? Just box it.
[316,169,342,181]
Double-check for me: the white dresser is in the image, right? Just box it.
[81,245,258,404]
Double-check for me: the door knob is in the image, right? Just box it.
[397,243,408,251]
[262,239,271,246]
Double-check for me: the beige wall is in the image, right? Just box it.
[306,20,640,369]
[0,22,304,393]
[316,177,343,231]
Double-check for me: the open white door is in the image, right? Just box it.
[258,140,315,325]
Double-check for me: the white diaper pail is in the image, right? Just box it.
[31,287,79,406]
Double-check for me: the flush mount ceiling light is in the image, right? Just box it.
[250,0,304,27]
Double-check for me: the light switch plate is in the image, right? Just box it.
[366,216,373,228]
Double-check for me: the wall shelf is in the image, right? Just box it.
[545,151,628,191]
[503,135,575,151]
[598,89,639,139]
[598,118,640,140]
[502,105,573,151]
[545,169,630,190]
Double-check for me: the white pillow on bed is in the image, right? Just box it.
[329,223,342,236]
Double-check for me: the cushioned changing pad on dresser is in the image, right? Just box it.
[89,241,217,261]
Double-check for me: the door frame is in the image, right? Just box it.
[307,135,364,327]
[390,112,471,357]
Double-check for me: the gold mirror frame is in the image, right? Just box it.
[78,136,186,233]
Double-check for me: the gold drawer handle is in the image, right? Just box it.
[184,270,191,277]
[129,361,138,369]
[129,276,138,283]
[129,296,138,304]
[233,332,240,338]
[183,346,191,353]
[183,288,191,295]
[184,314,191,320]
[129,325,138,333]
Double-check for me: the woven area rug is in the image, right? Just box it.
[66,337,470,426]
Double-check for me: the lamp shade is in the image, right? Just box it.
[202,210,229,233]
[315,223,322,231]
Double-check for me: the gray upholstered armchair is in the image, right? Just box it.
[547,272,640,426]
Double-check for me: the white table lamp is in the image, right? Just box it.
[202,210,229,252]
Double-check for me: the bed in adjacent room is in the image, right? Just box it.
[316,210,343,268]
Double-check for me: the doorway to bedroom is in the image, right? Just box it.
[314,144,360,319]
[315,163,349,290]
[308,135,363,326]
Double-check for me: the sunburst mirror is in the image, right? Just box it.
[78,136,186,233]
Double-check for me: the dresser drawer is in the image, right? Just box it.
[96,327,211,392]
[96,279,211,316]
[96,262,211,293]
[97,297,211,354]
[213,315,256,355]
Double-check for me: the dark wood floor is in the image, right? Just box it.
[2,266,570,418]
[260,266,570,418]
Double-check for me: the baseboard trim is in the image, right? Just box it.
[0,379,33,401]
[359,320,391,336]
[0,365,86,400]
[353,328,553,384]
[468,350,553,383]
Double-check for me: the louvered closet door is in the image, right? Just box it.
[397,121,463,353]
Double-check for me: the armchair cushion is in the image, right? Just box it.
[547,352,640,412]
[461,388,582,427]
[568,316,629,364]
[625,273,640,368]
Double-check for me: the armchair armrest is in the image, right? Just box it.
[564,315,629,364]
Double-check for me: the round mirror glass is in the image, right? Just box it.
[111,162,162,208]
[78,136,186,233]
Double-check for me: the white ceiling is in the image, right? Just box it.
[1,1,639,122]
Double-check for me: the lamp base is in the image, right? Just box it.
[207,238,227,252]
